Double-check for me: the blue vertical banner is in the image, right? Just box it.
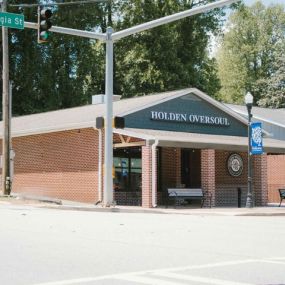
[250,122,263,155]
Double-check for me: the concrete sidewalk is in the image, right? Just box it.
[54,200,285,216]
[1,194,285,216]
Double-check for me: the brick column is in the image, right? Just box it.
[142,145,153,208]
[201,149,215,207]
[253,154,268,206]
[97,129,104,204]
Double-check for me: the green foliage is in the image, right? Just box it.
[5,0,228,115]
[7,0,105,115]
[216,1,285,105]
[255,50,285,108]
[114,0,225,98]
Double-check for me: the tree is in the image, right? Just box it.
[114,0,225,98]
[216,1,285,104]
[6,0,105,115]
[255,50,285,108]
[4,0,231,116]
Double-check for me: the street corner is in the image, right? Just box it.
[0,194,60,207]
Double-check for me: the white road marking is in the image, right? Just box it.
[261,260,285,265]
[32,257,284,285]
[32,276,107,285]
[154,259,257,273]
[117,275,184,285]
[267,257,285,261]
[153,272,255,285]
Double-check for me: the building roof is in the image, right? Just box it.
[2,87,285,152]
[226,104,285,128]
[6,89,191,137]
[4,88,247,137]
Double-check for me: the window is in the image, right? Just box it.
[113,148,142,192]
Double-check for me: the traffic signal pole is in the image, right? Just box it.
[22,0,238,206]
[2,0,11,195]
[104,27,114,206]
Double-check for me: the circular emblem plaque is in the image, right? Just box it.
[227,154,243,177]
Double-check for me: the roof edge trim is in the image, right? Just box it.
[10,121,96,138]
[232,109,285,129]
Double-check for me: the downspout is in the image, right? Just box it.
[151,139,159,207]
[94,127,103,204]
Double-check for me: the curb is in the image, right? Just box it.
[10,193,62,205]
[42,204,285,216]
[2,195,285,216]
[44,204,169,214]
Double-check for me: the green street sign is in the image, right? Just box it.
[0,12,24,30]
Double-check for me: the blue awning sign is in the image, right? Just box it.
[251,122,263,155]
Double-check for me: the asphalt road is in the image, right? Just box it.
[0,204,284,285]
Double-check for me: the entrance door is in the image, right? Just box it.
[181,149,201,188]
[113,147,142,205]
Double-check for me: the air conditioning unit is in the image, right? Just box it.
[92,94,121,105]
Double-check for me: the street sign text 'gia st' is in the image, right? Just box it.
[0,12,24,29]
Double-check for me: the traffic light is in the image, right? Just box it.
[113,117,125,129]
[38,6,52,43]
[95,116,125,129]
[96,117,104,129]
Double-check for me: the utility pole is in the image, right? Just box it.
[104,27,114,206]
[2,0,11,195]
[9,81,14,185]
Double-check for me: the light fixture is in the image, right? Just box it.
[244,92,253,106]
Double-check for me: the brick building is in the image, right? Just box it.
[3,88,285,207]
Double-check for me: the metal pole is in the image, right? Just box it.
[103,27,114,206]
[112,0,238,41]
[9,81,12,148]
[23,0,239,43]
[24,21,106,41]
[246,106,253,208]
[2,0,11,195]
[9,81,13,183]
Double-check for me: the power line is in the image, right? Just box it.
[9,0,108,8]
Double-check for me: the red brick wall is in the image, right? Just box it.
[215,151,269,206]
[98,129,104,203]
[11,128,100,203]
[142,145,152,207]
[158,148,269,207]
[160,148,181,190]
[215,151,248,207]
[201,149,215,207]
[267,154,285,203]
[3,125,282,207]
[253,154,268,206]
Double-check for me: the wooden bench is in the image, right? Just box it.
[167,188,206,208]
[279,188,285,207]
